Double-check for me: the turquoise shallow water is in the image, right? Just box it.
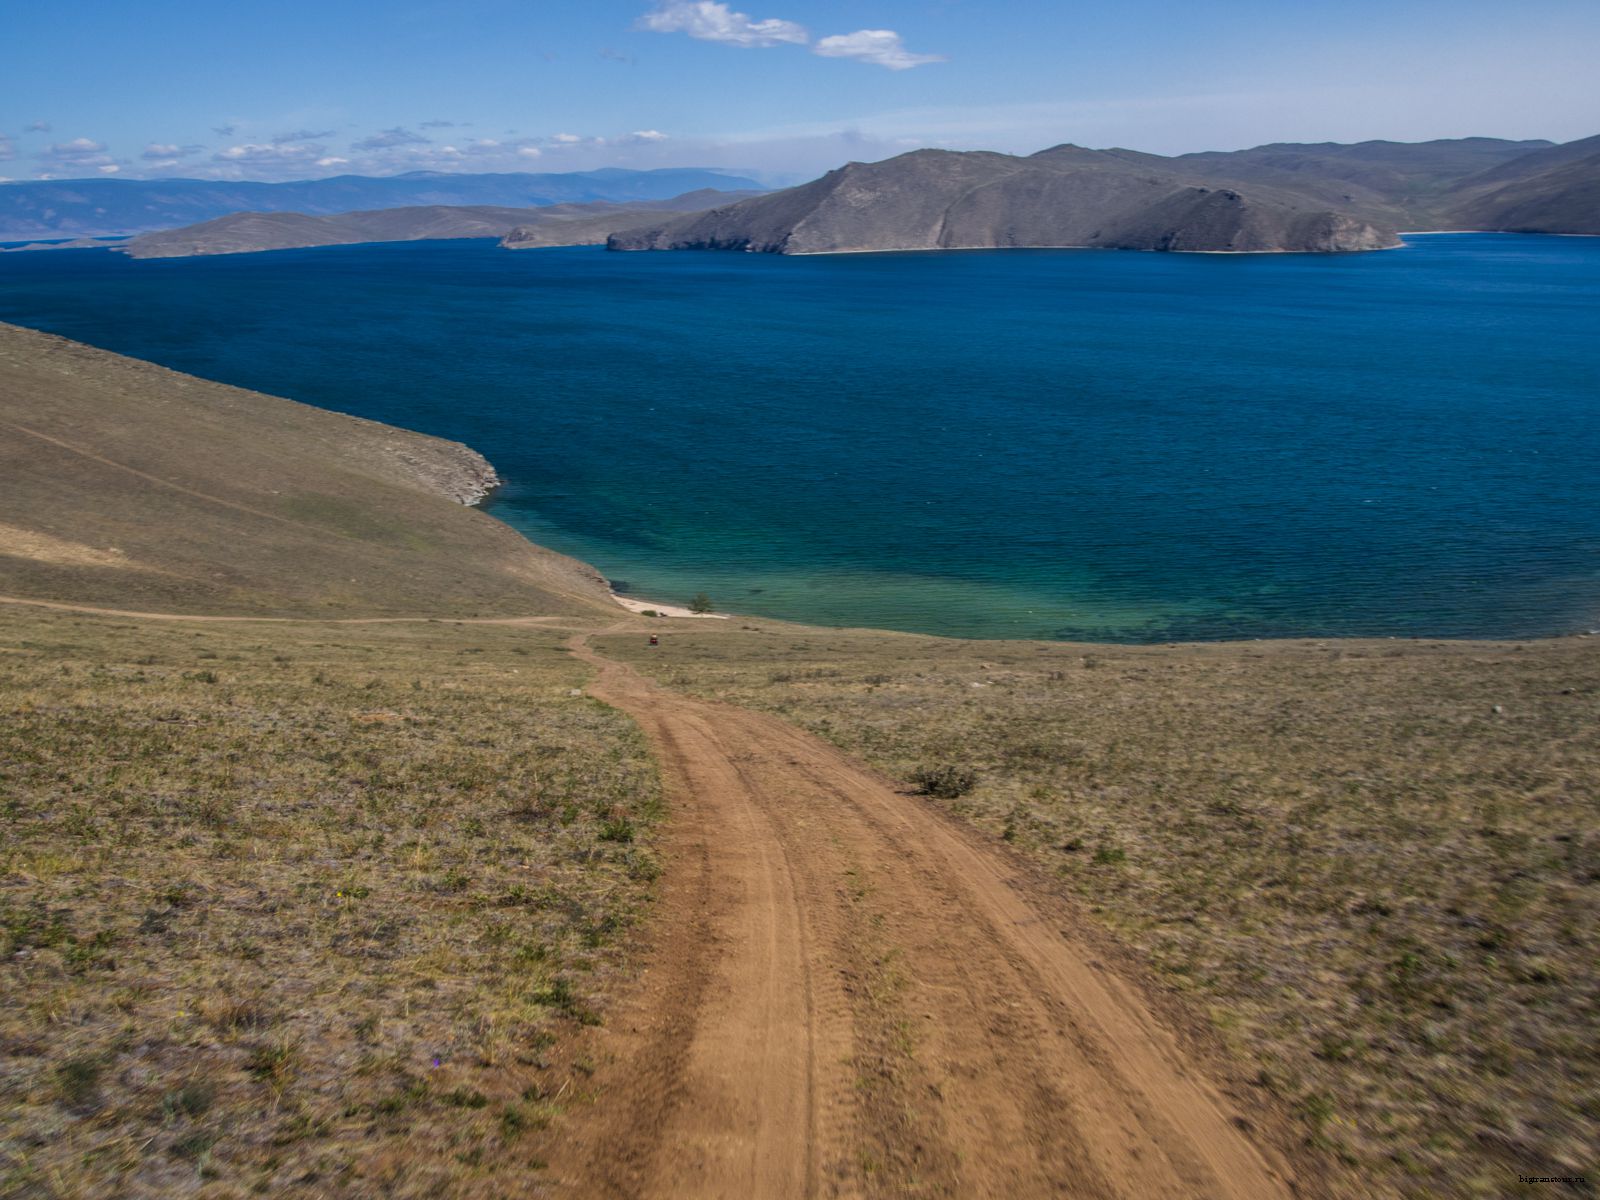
[2,234,1598,641]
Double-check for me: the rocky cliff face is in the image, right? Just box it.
[609,147,1402,256]
[364,438,502,506]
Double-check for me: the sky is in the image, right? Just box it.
[3,0,1598,185]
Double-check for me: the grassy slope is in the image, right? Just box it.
[0,328,655,1196]
[7,325,1598,1197]
[0,322,611,618]
[603,625,1600,1198]
[1,607,662,1199]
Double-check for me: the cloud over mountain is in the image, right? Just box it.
[213,142,327,170]
[141,143,204,162]
[43,138,109,161]
[34,138,122,175]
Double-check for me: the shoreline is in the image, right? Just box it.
[4,323,1594,650]
[609,591,729,620]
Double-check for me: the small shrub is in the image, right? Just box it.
[532,977,578,1011]
[170,1130,218,1162]
[627,849,662,883]
[910,765,978,799]
[162,1081,215,1120]
[56,1056,102,1110]
[443,1087,489,1109]
[246,1040,297,1091]
[1314,1035,1359,1062]
[200,993,272,1033]
[689,593,714,614]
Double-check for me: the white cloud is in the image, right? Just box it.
[139,142,206,170]
[813,29,944,70]
[34,137,122,175]
[214,142,326,168]
[25,121,52,133]
[627,129,669,141]
[0,136,13,162]
[552,132,582,144]
[49,137,109,159]
[517,145,543,158]
[98,164,120,174]
[316,156,350,167]
[638,0,807,48]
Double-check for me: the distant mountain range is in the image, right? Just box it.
[0,168,766,239]
[101,189,761,259]
[611,136,1600,256]
[5,138,1594,257]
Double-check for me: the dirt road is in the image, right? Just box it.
[559,634,1301,1199]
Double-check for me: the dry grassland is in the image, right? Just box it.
[0,607,660,1199]
[606,625,1600,1198]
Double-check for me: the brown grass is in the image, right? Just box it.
[0,606,661,1198]
[603,624,1600,1198]
[0,322,611,618]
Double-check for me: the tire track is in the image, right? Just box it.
[561,634,1303,1199]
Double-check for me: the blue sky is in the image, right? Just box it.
[3,0,1597,183]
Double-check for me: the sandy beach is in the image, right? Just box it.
[611,592,729,619]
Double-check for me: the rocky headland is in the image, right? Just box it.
[610,136,1600,256]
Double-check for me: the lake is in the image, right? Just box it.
[2,234,1597,641]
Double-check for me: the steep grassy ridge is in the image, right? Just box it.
[0,323,611,617]
[605,625,1600,1198]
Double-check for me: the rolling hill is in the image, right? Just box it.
[1440,134,1600,233]
[110,188,761,258]
[0,322,612,616]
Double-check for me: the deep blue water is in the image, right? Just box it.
[2,235,1598,642]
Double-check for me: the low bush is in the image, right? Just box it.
[910,765,978,799]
